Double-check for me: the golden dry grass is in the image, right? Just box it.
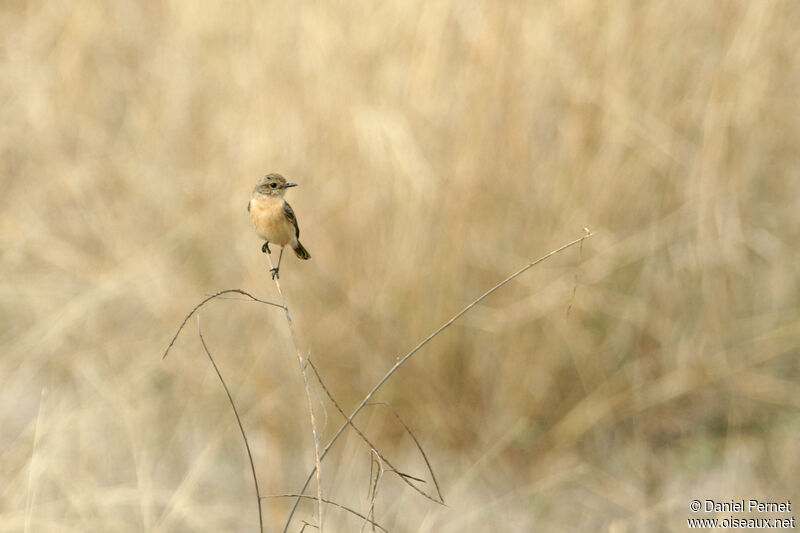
[2,1,800,531]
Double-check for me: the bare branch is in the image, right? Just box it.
[266,495,388,533]
[306,359,443,504]
[197,319,264,533]
[266,253,325,533]
[366,402,443,502]
[283,232,593,531]
[163,289,281,359]
[566,227,590,318]
[361,450,385,533]
[299,520,318,533]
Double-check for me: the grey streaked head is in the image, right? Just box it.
[253,173,298,197]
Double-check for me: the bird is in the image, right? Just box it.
[248,173,311,279]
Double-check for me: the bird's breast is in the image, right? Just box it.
[249,197,293,246]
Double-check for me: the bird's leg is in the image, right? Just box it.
[270,247,284,280]
[261,241,271,254]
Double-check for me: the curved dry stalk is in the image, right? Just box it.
[265,495,388,533]
[163,289,282,359]
[197,321,264,533]
[283,231,593,531]
[306,358,442,504]
[566,227,590,318]
[266,253,325,533]
[362,450,385,533]
[366,402,443,502]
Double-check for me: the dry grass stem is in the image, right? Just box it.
[362,450,386,533]
[266,495,388,533]
[566,227,590,318]
[163,289,282,359]
[307,359,443,503]
[196,320,264,533]
[366,402,443,501]
[285,231,592,529]
[267,253,325,533]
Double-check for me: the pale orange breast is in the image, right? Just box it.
[249,197,295,246]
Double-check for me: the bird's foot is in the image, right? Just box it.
[270,267,280,280]
[261,242,271,254]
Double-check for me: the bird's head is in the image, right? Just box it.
[254,173,297,197]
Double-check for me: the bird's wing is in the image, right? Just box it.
[283,200,300,238]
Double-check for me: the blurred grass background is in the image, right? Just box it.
[2,1,800,531]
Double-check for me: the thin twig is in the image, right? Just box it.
[309,355,329,433]
[306,359,442,503]
[267,253,325,533]
[366,402,443,502]
[265,495,388,533]
[163,289,282,359]
[283,231,593,531]
[197,319,263,533]
[368,450,376,502]
[361,450,385,533]
[395,471,426,483]
[566,227,590,318]
[299,521,317,533]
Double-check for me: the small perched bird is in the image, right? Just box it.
[248,173,311,279]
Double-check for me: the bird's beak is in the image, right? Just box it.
[284,182,298,188]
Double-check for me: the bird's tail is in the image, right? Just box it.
[293,241,311,260]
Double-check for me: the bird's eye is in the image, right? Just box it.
[270,183,277,188]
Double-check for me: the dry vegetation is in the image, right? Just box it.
[3,1,800,532]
